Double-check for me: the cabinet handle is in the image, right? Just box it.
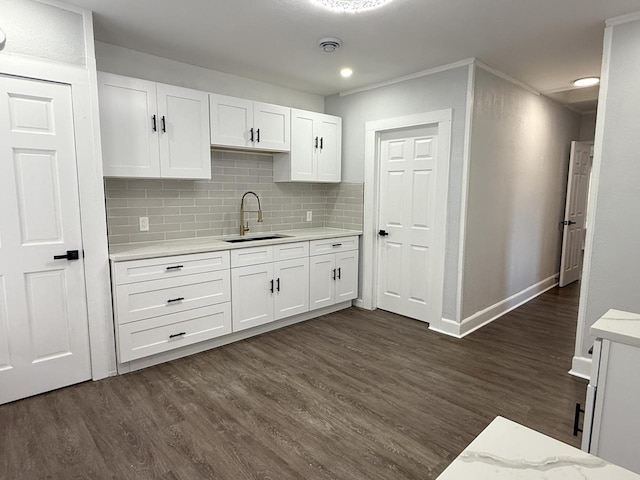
[332,268,336,280]
[332,243,342,247]
[315,136,319,149]
[320,137,324,150]
[573,402,584,436]
[169,332,186,339]
[152,115,157,132]
[337,267,341,279]
[270,279,274,293]
[165,265,183,271]
[167,297,184,304]
[250,128,255,142]
[256,128,260,143]
[161,115,166,133]
[276,277,280,292]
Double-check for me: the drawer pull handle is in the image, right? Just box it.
[276,277,280,292]
[166,265,184,271]
[169,332,186,339]
[332,243,342,247]
[270,279,274,293]
[337,267,341,279]
[167,297,185,304]
[332,268,337,280]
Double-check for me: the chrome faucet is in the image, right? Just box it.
[240,191,263,236]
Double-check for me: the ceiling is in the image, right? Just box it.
[68,0,640,105]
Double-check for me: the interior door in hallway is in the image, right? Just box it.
[377,125,440,322]
[0,74,91,405]
[559,141,593,287]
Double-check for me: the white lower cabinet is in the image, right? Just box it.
[309,243,359,311]
[231,253,310,332]
[111,237,358,365]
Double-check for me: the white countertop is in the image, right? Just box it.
[590,309,640,348]
[109,227,362,262]
[436,416,640,479]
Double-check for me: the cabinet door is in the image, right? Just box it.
[335,250,358,303]
[317,114,342,183]
[274,258,309,320]
[309,254,336,311]
[157,84,211,179]
[289,109,317,181]
[231,263,274,332]
[210,93,253,148]
[98,72,160,177]
[254,102,290,152]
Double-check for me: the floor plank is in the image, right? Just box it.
[0,282,586,480]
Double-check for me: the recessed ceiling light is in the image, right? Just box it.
[310,0,394,13]
[340,68,353,78]
[573,77,600,88]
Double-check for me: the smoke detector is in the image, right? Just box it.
[318,38,342,53]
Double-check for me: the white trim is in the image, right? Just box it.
[474,60,540,96]
[569,356,592,380]
[0,6,116,381]
[118,301,353,373]
[573,24,613,365]
[34,0,87,15]
[363,109,452,333]
[456,63,476,322]
[431,274,559,338]
[339,59,474,97]
[353,298,367,309]
[605,11,640,27]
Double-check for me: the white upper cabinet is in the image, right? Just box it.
[274,109,342,183]
[209,94,290,152]
[98,72,211,179]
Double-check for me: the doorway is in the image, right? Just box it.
[0,74,92,404]
[361,111,452,331]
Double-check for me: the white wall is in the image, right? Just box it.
[95,42,324,112]
[462,67,580,320]
[579,112,597,141]
[1,0,85,65]
[575,17,640,362]
[324,66,470,320]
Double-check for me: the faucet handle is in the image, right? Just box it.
[244,221,250,232]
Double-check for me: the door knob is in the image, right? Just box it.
[378,230,389,236]
[563,220,577,226]
[53,250,79,260]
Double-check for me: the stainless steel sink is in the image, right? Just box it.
[224,234,291,243]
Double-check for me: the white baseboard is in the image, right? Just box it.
[117,302,352,374]
[569,355,592,380]
[353,298,367,309]
[430,274,559,339]
[428,318,463,338]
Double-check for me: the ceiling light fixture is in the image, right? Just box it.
[340,68,353,78]
[573,77,600,88]
[310,0,394,13]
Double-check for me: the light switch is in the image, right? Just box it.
[139,217,149,232]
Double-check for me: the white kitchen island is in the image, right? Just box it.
[437,416,639,479]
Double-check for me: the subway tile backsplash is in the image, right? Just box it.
[105,150,363,245]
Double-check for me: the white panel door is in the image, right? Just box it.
[98,72,160,177]
[309,254,336,311]
[274,258,309,320]
[377,125,438,322]
[157,83,211,179]
[231,263,274,332]
[209,93,253,149]
[289,109,317,181]
[560,141,592,287]
[253,102,290,152]
[317,115,342,183]
[335,250,358,303]
[0,74,91,405]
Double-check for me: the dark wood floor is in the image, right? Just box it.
[0,283,586,480]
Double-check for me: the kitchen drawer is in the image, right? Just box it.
[117,303,231,362]
[113,251,230,285]
[115,270,230,324]
[309,236,359,256]
[274,241,309,261]
[230,245,274,268]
